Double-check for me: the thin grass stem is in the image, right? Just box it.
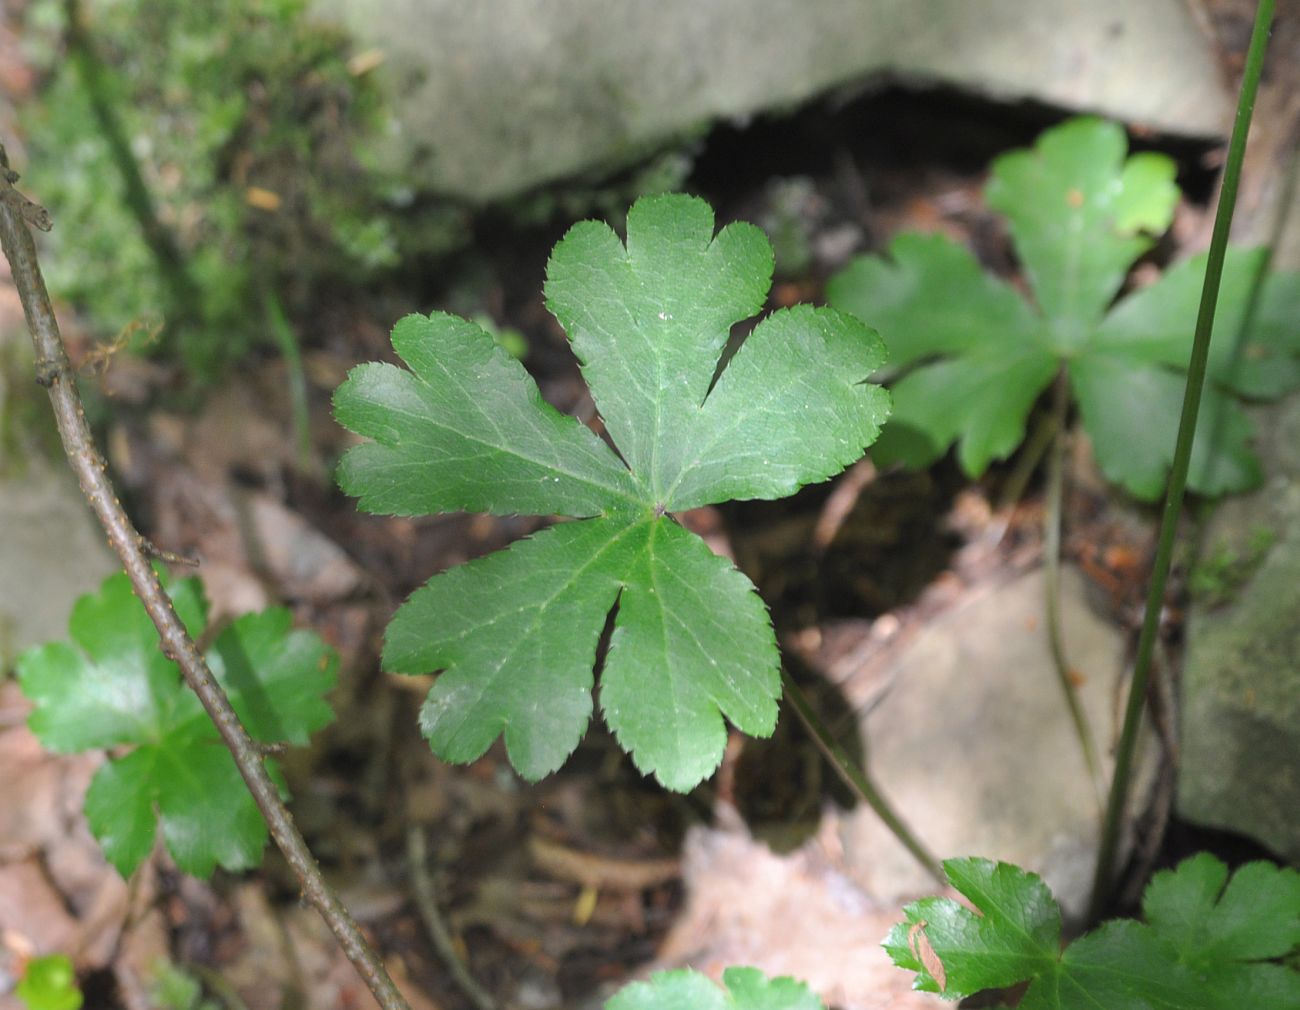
[780,667,945,886]
[264,290,315,475]
[1042,369,1105,810]
[1087,0,1276,920]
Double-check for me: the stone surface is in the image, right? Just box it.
[0,458,119,670]
[310,0,1231,202]
[1153,4,1300,866]
[838,565,1140,918]
[0,307,118,671]
[647,821,943,1010]
[1178,394,1300,863]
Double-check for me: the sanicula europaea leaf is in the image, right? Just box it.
[884,854,1300,1008]
[605,966,825,1010]
[17,569,337,877]
[333,193,890,790]
[827,116,1300,500]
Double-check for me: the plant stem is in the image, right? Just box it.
[406,826,497,1010]
[0,147,411,1010]
[263,289,315,475]
[1086,0,1274,921]
[1042,368,1104,810]
[780,667,945,885]
[994,403,1058,521]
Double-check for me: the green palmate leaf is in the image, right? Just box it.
[660,305,889,509]
[605,967,824,1010]
[18,570,337,877]
[1045,922,1195,1010]
[335,193,889,789]
[1079,246,1300,498]
[545,194,774,497]
[1068,354,1259,500]
[1094,248,1300,399]
[20,575,207,752]
[1141,853,1300,967]
[16,954,83,1010]
[827,231,1053,475]
[885,855,1300,1009]
[334,313,640,518]
[986,117,1179,345]
[827,117,1300,501]
[884,858,1061,997]
[598,517,779,789]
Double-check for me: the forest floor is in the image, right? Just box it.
[1,4,1293,1007]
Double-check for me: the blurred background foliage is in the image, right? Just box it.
[11,0,708,389]
[17,0,447,380]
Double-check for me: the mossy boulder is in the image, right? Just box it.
[1179,395,1300,863]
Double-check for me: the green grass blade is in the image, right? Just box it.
[1088,0,1277,920]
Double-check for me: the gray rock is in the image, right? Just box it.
[310,0,1230,203]
[1177,394,1300,863]
[0,459,119,670]
[652,822,945,1009]
[1148,12,1300,865]
[837,565,1144,917]
[0,327,118,670]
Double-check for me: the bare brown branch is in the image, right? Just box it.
[0,145,411,1010]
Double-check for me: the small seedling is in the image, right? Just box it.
[885,854,1300,1008]
[15,954,82,1010]
[17,569,337,876]
[605,966,824,1010]
[21,0,400,378]
[828,117,1300,500]
[334,193,889,790]
[148,960,221,1010]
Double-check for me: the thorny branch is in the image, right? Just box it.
[0,144,412,1010]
